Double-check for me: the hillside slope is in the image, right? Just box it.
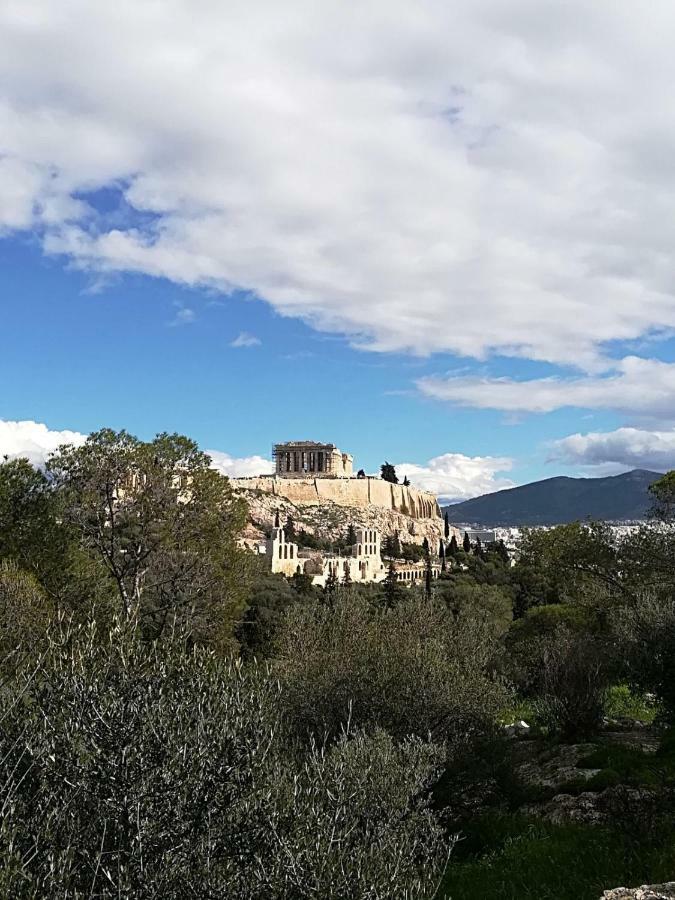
[444,469,662,526]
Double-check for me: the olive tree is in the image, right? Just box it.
[0,619,450,898]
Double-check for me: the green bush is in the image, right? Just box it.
[0,619,450,898]
[274,591,509,746]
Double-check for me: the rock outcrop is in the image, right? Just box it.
[602,885,675,899]
[230,476,452,547]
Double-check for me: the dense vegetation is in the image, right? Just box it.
[2,429,675,897]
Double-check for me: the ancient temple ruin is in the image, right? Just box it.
[273,441,353,478]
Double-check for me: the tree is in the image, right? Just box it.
[444,512,450,539]
[380,462,398,484]
[0,456,111,614]
[343,565,352,588]
[47,429,249,647]
[649,470,675,521]
[474,537,483,557]
[392,530,402,558]
[356,469,366,479]
[440,541,446,573]
[284,515,296,542]
[496,538,510,565]
[463,532,471,553]
[0,619,450,897]
[422,538,433,599]
[382,560,405,608]
[324,568,339,601]
[448,534,459,556]
[276,591,508,745]
[346,523,357,547]
[403,475,411,487]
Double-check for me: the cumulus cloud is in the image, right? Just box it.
[418,357,675,418]
[230,332,261,348]
[550,427,675,472]
[0,419,86,467]
[0,418,274,478]
[206,449,274,479]
[5,2,675,368]
[396,452,514,502]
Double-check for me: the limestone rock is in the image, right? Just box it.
[602,884,675,899]
[230,476,451,547]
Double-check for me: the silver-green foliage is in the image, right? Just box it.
[0,619,448,898]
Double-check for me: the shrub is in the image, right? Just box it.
[532,625,611,740]
[0,618,449,898]
[274,591,508,746]
[612,592,675,724]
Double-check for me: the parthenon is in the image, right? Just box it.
[273,441,353,478]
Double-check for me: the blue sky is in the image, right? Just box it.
[3,2,675,500]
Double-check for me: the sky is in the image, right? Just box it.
[3,0,675,502]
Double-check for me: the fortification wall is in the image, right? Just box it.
[229,475,441,520]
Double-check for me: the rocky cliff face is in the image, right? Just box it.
[602,885,675,899]
[230,476,453,547]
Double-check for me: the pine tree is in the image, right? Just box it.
[444,512,450,539]
[403,475,410,487]
[463,531,471,553]
[380,462,398,484]
[474,537,483,557]
[448,534,459,556]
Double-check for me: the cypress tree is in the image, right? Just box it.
[444,511,450,539]
[346,523,357,547]
[382,560,404,607]
[440,540,446,572]
[392,530,402,558]
[463,531,471,553]
[284,515,296,542]
[448,534,459,556]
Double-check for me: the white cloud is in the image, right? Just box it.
[168,305,196,326]
[396,452,514,502]
[230,332,261,348]
[550,426,675,472]
[5,2,675,367]
[0,419,86,467]
[418,356,675,417]
[206,449,274,479]
[0,418,274,479]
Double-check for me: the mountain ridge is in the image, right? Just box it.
[443,468,663,526]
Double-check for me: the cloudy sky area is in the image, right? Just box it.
[3,1,675,500]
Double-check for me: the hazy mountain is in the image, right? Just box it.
[443,469,663,526]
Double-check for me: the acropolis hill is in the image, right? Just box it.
[230,440,452,548]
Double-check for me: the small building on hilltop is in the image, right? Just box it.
[273,441,353,478]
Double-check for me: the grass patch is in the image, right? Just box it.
[575,734,675,789]
[604,684,659,723]
[439,815,675,900]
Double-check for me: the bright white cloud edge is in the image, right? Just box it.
[5,2,675,374]
[550,426,675,473]
[0,419,513,501]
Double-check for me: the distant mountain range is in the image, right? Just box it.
[443,469,663,526]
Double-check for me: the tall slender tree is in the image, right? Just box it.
[382,560,404,607]
[444,512,450,539]
[448,534,459,556]
[439,540,446,572]
[463,531,471,553]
